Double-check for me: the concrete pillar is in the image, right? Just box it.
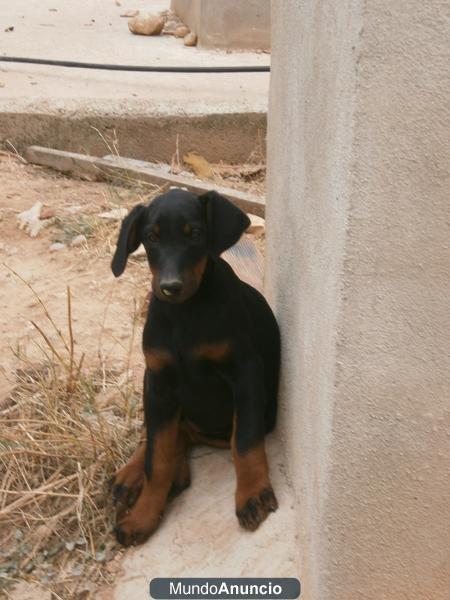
[171,0,270,50]
[265,1,450,599]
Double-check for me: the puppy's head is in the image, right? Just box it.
[111,189,250,303]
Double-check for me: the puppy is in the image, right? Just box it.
[111,189,280,546]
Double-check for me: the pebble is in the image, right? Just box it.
[49,242,66,252]
[71,234,87,247]
[174,25,190,38]
[128,13,165,35]
[184,31,197,46]
[40,206,55,219]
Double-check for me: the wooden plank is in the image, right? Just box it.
[25,146,266,217]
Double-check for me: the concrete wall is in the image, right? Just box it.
[171,0,270,50]
[265,1,450,599]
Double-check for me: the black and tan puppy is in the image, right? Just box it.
[111,188,280,546]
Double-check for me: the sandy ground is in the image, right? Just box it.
[0,153,150,407]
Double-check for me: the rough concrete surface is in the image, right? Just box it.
[0,0,269,162]
[266,1,450,599]
[103,439,298,600]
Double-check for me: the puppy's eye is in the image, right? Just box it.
[183,224,202,239]
[147,228,159,243]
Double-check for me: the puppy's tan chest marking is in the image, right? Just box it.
[144,340,231,371]
[144,348,173,371]
[191,340,232,362]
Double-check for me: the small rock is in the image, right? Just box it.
[174,25,190,38]
[97,207,128,220]
[40,206,55,219]
[50,242,66,252]
[120,9,139,17]
[184,31,197,46]
[128,13,164,36]
[71,234,87,247]
[4,26,14,32]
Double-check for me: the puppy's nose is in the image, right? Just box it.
[160,280,183,297]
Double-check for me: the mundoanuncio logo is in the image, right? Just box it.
[150,578,301,599]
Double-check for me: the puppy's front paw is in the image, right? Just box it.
[112,463,144,518]
[114,508,162,547]
[236,487,278,531]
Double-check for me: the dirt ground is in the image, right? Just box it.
[0,152,266,599]
[0,152,152,401]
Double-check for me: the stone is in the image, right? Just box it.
[49,242,66,251]
[174,25,190,38]
[70,234,87,247]
[128,13,164,36]
[40,206,55,219]
[184,31,197,47]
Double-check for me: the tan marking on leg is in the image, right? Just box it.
[231,418,278,531]
[115,416,179,546]
[113,441,146,516]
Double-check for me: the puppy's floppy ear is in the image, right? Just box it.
[111,204,146,277]
[200,191,250,256]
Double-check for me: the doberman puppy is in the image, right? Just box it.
[110,188,280,546]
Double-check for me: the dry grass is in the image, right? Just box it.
[0,280,143,599]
